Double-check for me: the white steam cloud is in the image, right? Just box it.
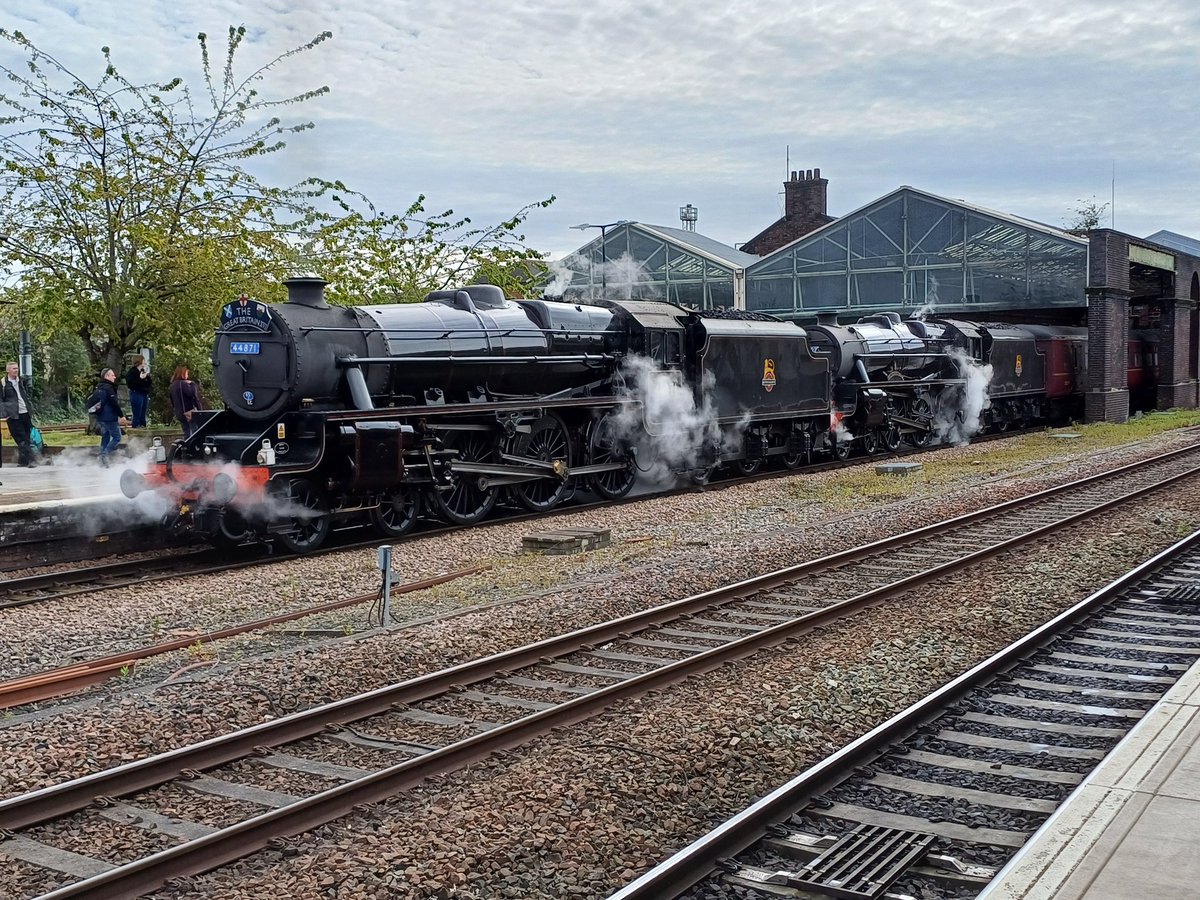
[51,434,172,534]
[607,356,754,488]
[911,272,941,320]
[932,348,993,446]
[543,253,661,302]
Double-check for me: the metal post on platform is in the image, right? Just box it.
[377,545,394,624]
[18,330,32,386]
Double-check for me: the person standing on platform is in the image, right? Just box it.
[89,368,129,466]
[169,365,204,438]
[2,361,36,468]
[125,355,152,429]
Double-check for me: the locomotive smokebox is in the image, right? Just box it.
[284,275,330,309]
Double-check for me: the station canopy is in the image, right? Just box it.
[553,222,757,310]
[745,187,1089,319]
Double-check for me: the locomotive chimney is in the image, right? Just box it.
[283,275,330,309]
[816,312,840,326]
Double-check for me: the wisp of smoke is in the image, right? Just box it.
[542,255,583,298]
[51,434,172,533]
[933,348,993,446]
[911,273,940,320]
[609,356,728,487]
[542,253,660,302]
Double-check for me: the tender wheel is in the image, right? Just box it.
[733,457,762,476]
[430,432,499,525]
[586,413,637,499]
[881,424,902,451]
[862,430,881,455]
[781,432,808,470]
[831,432,852,461]
[509,415,573,512]
[272,478,331,554]
[371,487,420,538]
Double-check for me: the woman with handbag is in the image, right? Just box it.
[169,365,204,438]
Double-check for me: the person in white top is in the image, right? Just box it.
[2,361,35,468]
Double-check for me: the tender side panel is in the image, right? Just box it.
[694,320,830,422]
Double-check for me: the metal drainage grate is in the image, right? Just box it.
[1160,585,1200,605]
[790,824,934,900]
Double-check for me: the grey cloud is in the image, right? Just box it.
[2,0,1197,258]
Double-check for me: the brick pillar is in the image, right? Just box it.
[1156,299,1199,409]
[1085,288,1131,423]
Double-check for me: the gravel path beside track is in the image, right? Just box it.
[1,423,1199,899]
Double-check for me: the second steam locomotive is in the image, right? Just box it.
[121,277,1156,552]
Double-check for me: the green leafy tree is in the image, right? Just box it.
[0,26,331,372]
[0,26,559,411]
[305,190,555,305]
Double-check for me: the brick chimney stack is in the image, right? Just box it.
[783,168,828,221]
[740,166,835,256]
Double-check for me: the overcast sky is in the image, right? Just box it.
[4,1,1198,261]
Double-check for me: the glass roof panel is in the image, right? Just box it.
[791,225,849,272]
[667,245,706,279]
[849,198,905,270]
[906,198,967,266]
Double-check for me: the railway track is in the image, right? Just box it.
[0,424,1161,608]
[611,529,1200,900]
[0,438,933,607]
[2,442,1199,898]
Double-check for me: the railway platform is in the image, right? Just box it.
[0,447,171,567]
[978,652,1200,900]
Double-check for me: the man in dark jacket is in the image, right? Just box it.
[90,368,130,466]
[2,361,35,468]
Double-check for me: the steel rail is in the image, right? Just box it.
[14,462,1200,898]
[605,527,1200,900]
[2,444,1196,834]
[0,552,221,609]
[0,565,488,710]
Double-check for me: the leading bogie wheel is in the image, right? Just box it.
[213,508,254,550]
[509,415,573,512]
[831,432,852,461]
[371,487,421,538]
[272,477,331,554]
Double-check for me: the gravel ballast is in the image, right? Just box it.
[0,423,1198,899]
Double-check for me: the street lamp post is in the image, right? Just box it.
[0,236,33,386]
[571,220,630,298]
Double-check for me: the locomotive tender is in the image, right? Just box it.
[121,276,1156,552]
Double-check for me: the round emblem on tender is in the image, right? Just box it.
[243,390,255,405]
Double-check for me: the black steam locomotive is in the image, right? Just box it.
[121,277,1155,552]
